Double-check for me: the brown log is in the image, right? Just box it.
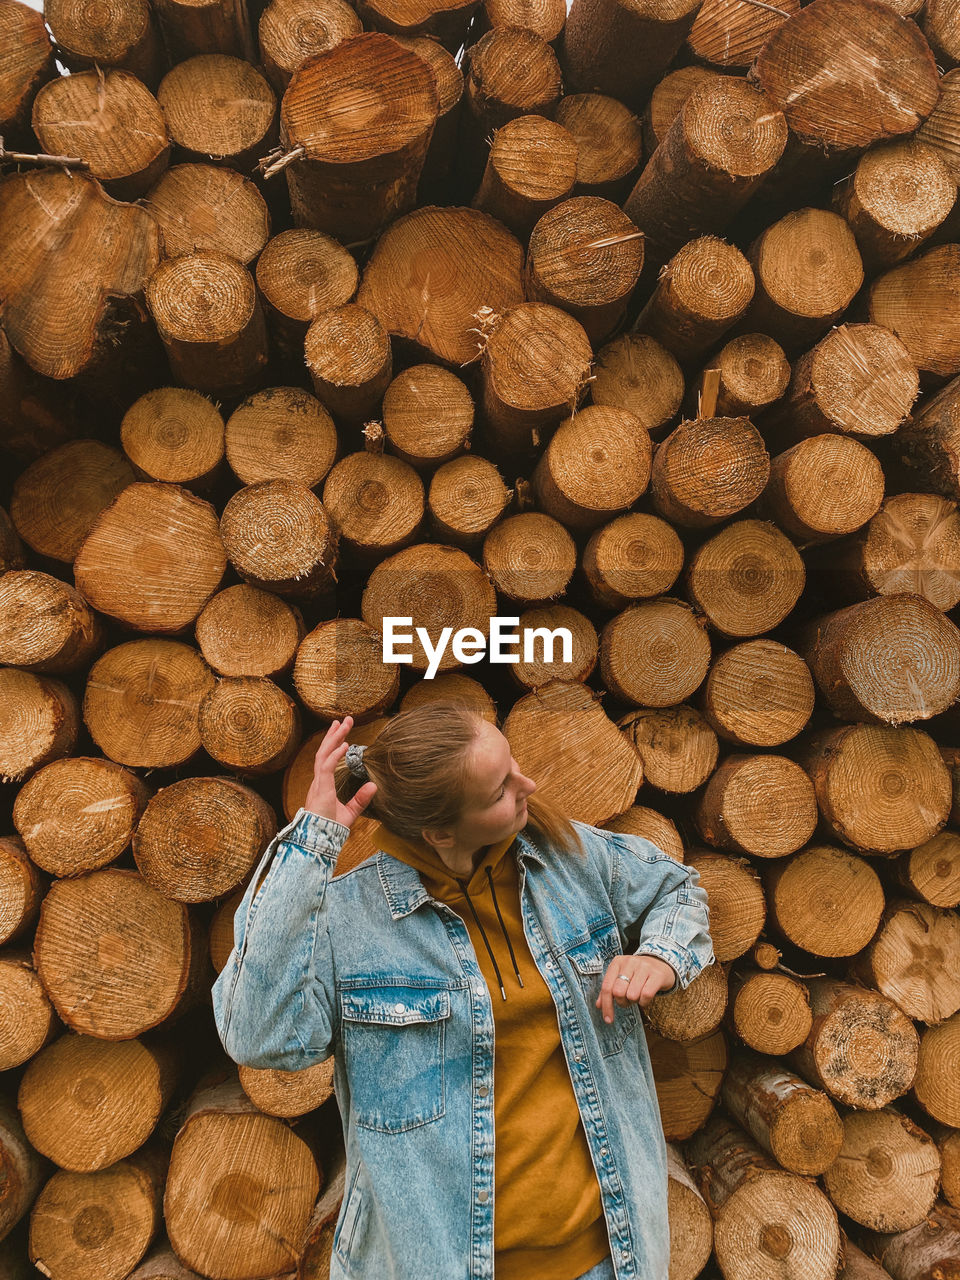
[9,439,134,564]
[220,479,340,600]
[646,1026,728,1142]
[164,1075,321,1279]
[923,0,960,66]
[400,673,497,721]
[0,571,104,675]
[642,65,723,154]
[293,618,401,720]
[0,670,79,786]
[356,0,478,48]
[683,1113,842,1280]
[581,512,684,611]
[482,512,576,605]
[0,335,80,463]
[480,0,565,40]
[761,435,885,547]
[506,605,598,688]
[504,679,644,825]
[304,303,393,424]
[146,165,269,267]
[258,0,360,92]
[701,640,814,748]
[18,1033,179,1172]
[225,388,337,488]
[686,519,806,638]
[381,364,474,471]
[618,704,718,794]
[560,0,702,110]
[13,756,150,877]
[665,1144,714,1280]
[390,34,464,197]
[35,869,205,1038]
[753,0,939,152]
[750,940,781,970]
[153,0,255,59]
[0,0,55,143]
[787,978,919,1110]
[869,245,960,381]
[695,754,817,858]
[762,844,885,957]
[281,34,438,243]
[800,724,951,855]
[134,775,277,901]
[146,252,269,398]
[624,78,787,270]
[0,1100,45,1246]
[209,887,244,974]
[532,405,651,531]
[861,1201,960,1280]
[238,1059,335,1118]
[321,451,424,565]
[644,957,727,1041]
[887,830,960,909]
[914,1012,960,1127]
[196,585,304,679]
[634,235,755,366]
[0,506,25,576]
[128,1239,206,1279]
[686,850,765,961]
[357,206,525,366]
[83,638,215,769]
[32,69,169,202]
[727,968,812,1055]
[650,415,769,529]
[602,803,684,861]
[0,837,44,947]
[298,1143,345,1278]
[926,1119,960,1211]
[685,0,800,67]
[823,1108,940,1232]
[0,951,57,1070]
[600,597,711,708]
[839,1239,895,1280]
[590,332,684,436]
[554,93,644,201]
[158,54,277,171]
[525,196,643,345]
[895,378,960,503]
[852,899,960,1025]
[44,0,165,88]
[693,334,790,420]
[471,115,578,240]
[255,230,357,363]
[426,455,510,548]
[918,68,960,185]
[121,388,225,491]
[721,1050,843,1175]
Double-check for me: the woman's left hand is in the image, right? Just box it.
[596,955,677,1023]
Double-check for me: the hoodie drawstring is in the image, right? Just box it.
[455,871,524,1001]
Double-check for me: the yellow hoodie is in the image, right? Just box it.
[371,822,611,1280]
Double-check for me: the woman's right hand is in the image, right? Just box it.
[303,716,378,830]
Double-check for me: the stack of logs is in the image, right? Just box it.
[3,0,960,1273]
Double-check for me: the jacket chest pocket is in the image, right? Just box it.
[568,922,639,1058]
[340,985,450,1133]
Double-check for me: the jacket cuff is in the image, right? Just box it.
[633,939,698,994]
[284,808,351,859]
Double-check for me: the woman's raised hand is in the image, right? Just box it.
[303,716,378,830]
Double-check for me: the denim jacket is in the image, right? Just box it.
[212,809,715,1280]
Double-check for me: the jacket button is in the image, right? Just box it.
[478,1085,489,1097]
[478,1190,490,1203]
[394,1003,405,1013]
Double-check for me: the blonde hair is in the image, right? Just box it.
[334,701,584,855]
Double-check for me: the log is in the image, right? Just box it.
[686,850,765,961]
[762,435,885,546]
[146,165,269,267]
[9,439,135,564]
[31,69,170,202]
[482,511,577,605]
[471,115,578,240]
[525,196,644,345]
[721,1050,843,1175]
[799,595,960,724]
[18,1034,179,1172]
[43,0,165,88]
[800,724,951,855]
[128,1240,205,1279]
[646,1026,728,1142]
[280,33,438,243]
[665,1144,714,1280]
[694,754,818,858]
[238,1059,335,1118]
[163,1075,321,1280]
[852,900,960,1025]
[683,1114,842,1280]
[133,777,277,901]
[357,0,479,48]
[0,0,55,144]
[0,571,104,675]
[13,756,150,877]
[928,1119,960,1210]
[895,378,960,501]
[918,68,960,184]
[258,0,361,92]
[727,969,812,1056]
[381,364,474,471]
[195,585,304,678]
[581,511,684,610]
[600,597,711,708]
[219,479,340,599]
[634,236,755,366]
[914,1011,960,1126]
[685,519,806,638]
[869,245,960,381]
[602,803,684,861]
[0,506,25,575]
[618,704,718,794]
[0,951,57,1070]
[0,1101,46,1245]
[0,670,79,785]
[225,388,337,488]
[822,1108,940,1232]
[298,1148,345,1278]
[146,252,269,398]
[503,679,645,825]
[861,1201,960,1280]
[400,672,497,721]
[642,65,722,154]
[480,0,566,40]
[0,338,80,464]
[121,388,225,491]
[158,54,278,173]
[761,844,885,957]
[554,93,644,201]
[590,332,684,436]
[390,34,464,199]
[685,0,800,67]
[701,640,814,748]
[426,455,510,547]
[839,1239,895,1280]
[293,618,401,720]
[650,415,769,529]
[0,837,44,947]
[82,638,215,769]
[304,303,393,424]
[255,230,358,362]
[753,0,940,151]
[888,830,960,908]
[924,0,960,67]
[623,78,787,270]
[787,978,919,1110]
[749,940,781,971]
[692,334,790,420]
[356,206,525,366]
[643,957,727,1041]
[532,405,652,531]
[560,0,703,110]
[153,0,256,59]
[321,452,424,564]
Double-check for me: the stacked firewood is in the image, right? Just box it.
[3,0,960,1273]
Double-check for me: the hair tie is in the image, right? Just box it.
[345,743,369,781]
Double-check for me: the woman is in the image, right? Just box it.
[212,702,714,1280]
